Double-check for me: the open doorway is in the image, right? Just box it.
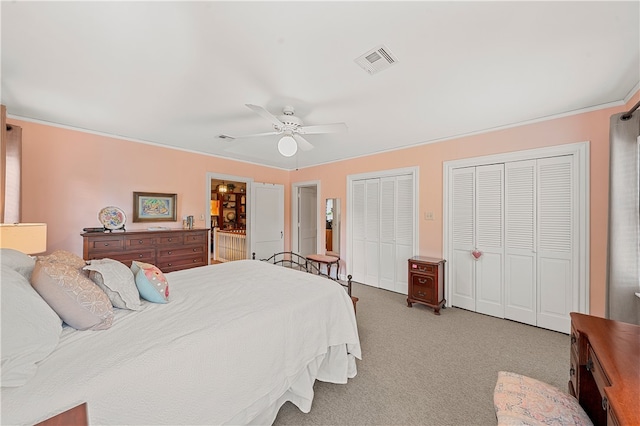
[207,173,252,263]
[291,181,321,257]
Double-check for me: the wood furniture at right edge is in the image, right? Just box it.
[407,256,446,315]
[569,312,640,426]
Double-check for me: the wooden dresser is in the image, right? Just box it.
[82,228,209,273]
[569,312,640,426]
[407,256,446,315]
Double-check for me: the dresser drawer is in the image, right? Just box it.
[88,236,123,251]
[184,232,206,244]
[569,349,578,397]
[157,254,206,272]
[125,236,156,248]
[588,347,610,401]
[100,250,155,267]
[157,234,184,245]
[409,261,435,274]
[157,245,205,258]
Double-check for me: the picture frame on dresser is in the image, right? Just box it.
[133,192,177,222]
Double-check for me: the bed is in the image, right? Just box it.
[1,249,361,425]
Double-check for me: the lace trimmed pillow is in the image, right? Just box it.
[84,258,142,310]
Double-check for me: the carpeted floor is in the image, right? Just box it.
[274,282,569,425]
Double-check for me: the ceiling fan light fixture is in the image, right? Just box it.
[278,135,297,157]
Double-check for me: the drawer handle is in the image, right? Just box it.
[167,263,172,267]
[193,248,197,252]
[168,251,172,255]
[103,243,109,246]
[418,278,428,284]
[168,238,172,242]
[602,396,608,411]
[193,259,197,262]
[417,291,425,297]
[569,367,575,376]
[138,254,143,258]
[571,334,576,344]
[586,358,593,372]
[138,240,143,244]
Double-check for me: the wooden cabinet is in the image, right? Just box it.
[407,256,446,315]
[82,228,208,273]
[212,192,246,229]
[570,313,640,426]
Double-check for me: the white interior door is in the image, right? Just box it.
[379,177,396,291]
[394,174,414,294]
[536,155,575,333]
[251,183,284,261]
[364,179,380,286]
[504,160,537,326]
[451,167,476,311]
[298,186,317,257]
[351,180,366,283]
[474,164,505,318]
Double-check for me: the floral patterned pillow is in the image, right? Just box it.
[494,371,592,426]
[130,261,169,304]
[31,260,114,331]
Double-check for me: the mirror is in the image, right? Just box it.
[325,199,340,254]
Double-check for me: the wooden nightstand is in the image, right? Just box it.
[407,256,446,315]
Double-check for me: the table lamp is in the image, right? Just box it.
[0,223,47,254]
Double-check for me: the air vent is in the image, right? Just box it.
[354,44,399,75]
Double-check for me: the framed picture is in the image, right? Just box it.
[133,192,177,222]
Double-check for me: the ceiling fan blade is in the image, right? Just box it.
[245,104,284,128]
[293,134,314,152]
[218,131,281,140]
[297,122,348,135]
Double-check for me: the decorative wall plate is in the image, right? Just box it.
[226,212,236,221]
[99,206,127,230]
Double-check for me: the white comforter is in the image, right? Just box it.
[1,260,361,425]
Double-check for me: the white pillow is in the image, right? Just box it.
[0,248,36,280]
[84,259,142,310]
[1,268,63,387]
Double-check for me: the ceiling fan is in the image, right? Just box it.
[219,104,348,157]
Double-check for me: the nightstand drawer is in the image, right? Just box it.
[409,261,434,274]
[411,274,435,303]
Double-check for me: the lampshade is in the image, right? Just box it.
[218,183,228,193]
[278,135,297,157]
[0,223,47,254]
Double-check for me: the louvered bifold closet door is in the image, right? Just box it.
[394,175,414,294]
[451,167,476,311]
[504,160,537,326]
[365,179,381,285]
[379,177,397,291]
[351,180,366,283]
[474,164,505,318]
[536,155,575,333]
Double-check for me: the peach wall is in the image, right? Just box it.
[10,91,639,317]
[12,120,289,256]
[293,92,640,317]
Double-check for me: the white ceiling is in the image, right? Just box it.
[2,1,638,170]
